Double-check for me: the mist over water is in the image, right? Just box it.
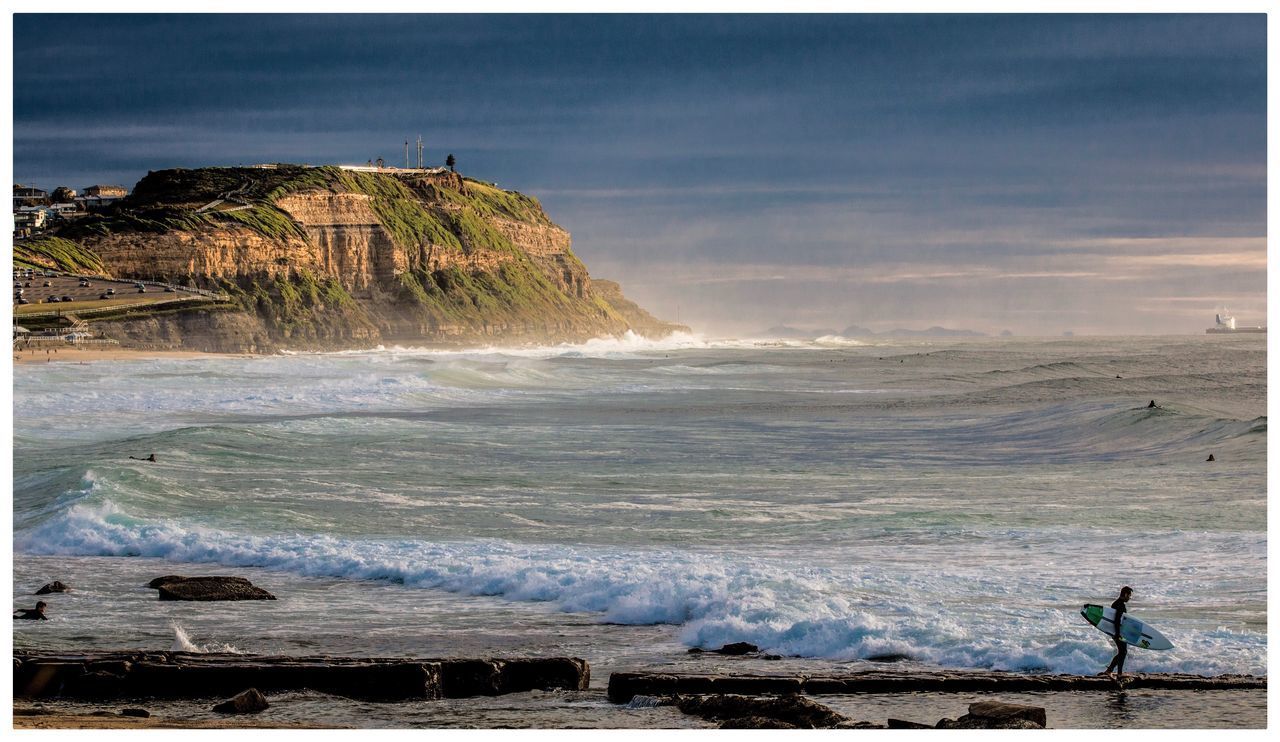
[12,334,1266,678]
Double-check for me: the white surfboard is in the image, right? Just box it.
[1081,603,1173,650]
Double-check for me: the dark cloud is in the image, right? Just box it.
[13,13,1266,335]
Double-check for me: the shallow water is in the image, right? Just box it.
[12,333,1267,727]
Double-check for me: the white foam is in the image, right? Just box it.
[16,500,1266,677]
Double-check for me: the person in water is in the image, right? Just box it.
[14,601,48,620]
[1100,586,1133,678]
[129,453,157,462]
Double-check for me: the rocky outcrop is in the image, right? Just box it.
[606,670,1267,703]
[14,651,590,701]
[148,576,276,601]
[44,165,685,351]
[934,700,1046,729]
[212,688,270,714]
[676,694,854,729]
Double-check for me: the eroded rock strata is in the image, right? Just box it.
[31,165,685,351]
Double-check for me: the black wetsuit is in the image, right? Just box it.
[1105,597,1128,674]
[14,608,47,620]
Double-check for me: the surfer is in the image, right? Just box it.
[13,601,48,620]
[129,453,157,462]
[1100,586,1133,678]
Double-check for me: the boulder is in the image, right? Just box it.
[147,576,187,589]
[712,642,759,656]
[936,700,1047,729]
[888,718,934,729]
[677,694,850,729]
[120,708,151,718]
[35,581,70,595]
[151,576,276,601]
[212,688,269,714]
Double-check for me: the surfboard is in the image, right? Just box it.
[1081,604,1173,650]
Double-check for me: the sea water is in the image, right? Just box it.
[11,334,1267,727]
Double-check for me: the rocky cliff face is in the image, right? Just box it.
[51,165,684,351]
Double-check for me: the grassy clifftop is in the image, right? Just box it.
[20,165,684,349]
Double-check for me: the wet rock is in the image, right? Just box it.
[498,657,591,693]
[35,581,70,595]
[888,718,934,729]
[676,694,851,729]
[935,701,1046,729]
[213,688,269,714]
[719,716,799,729]
[151,576,276,601]
[686,647,703,654]
[147,576,187,589]
[712,642,759,656]
[866,653,912,663]
[120,708,151,718]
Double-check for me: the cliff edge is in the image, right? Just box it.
[30,165,686,352]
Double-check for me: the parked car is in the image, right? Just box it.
[106,288,116,295]
[17,297,29,305]
[60,295,73,302]
[24,281,32,287]
[47,296,59,303]
[164,287,176,293]
[99,293,111,300]
[79,280,90,287]
[137,287,147,293]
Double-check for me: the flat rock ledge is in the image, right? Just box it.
[14,651,589,701]
[148,576,276,601]
[607,670,1265,703]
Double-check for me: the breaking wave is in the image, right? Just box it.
[16,499,1266,677]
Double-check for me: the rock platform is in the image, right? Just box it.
[606,670,1265,703]
[14,651,589,701]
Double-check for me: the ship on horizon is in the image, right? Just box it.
[1206,310,1266,334]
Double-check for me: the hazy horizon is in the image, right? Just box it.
[14,13,1267,336]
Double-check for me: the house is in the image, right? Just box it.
[14,207,48,231]
[84,184,128,198]
[75,194,125,212]
[13,185,48,208]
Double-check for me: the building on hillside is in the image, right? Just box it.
[13,185,49,208]
[75,194,125,212]
[47,202,83,219]
[84,184,128,197]
[14,207,48,236]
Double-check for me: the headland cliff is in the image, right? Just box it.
[18,165,685,352]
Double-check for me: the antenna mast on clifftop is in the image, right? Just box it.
[404,141,409,168]
[416,135,423,169]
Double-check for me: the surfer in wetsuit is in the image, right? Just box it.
[1101,586,1133,678]
[13,601,48,620]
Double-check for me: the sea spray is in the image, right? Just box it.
[170,622,241,654]
[17,499,1266,677]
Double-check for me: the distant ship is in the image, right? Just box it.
[1206,311,1266,334]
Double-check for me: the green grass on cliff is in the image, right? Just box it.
[336,171,462,257]
[13,237,107,275]
[438,179,552,225]
[218,270,368,339]
[218,204,309,242]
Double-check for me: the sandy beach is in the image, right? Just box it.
[12,346,251,365]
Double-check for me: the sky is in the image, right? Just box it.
[12,13,1268,336]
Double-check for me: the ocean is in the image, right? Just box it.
[11,333,1267,727]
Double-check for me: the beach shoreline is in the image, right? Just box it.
[12,346,255,365]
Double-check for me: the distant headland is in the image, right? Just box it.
[12,164,687,353]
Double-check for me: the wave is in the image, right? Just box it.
[171,622,242,654]
[15,499,1266,677]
